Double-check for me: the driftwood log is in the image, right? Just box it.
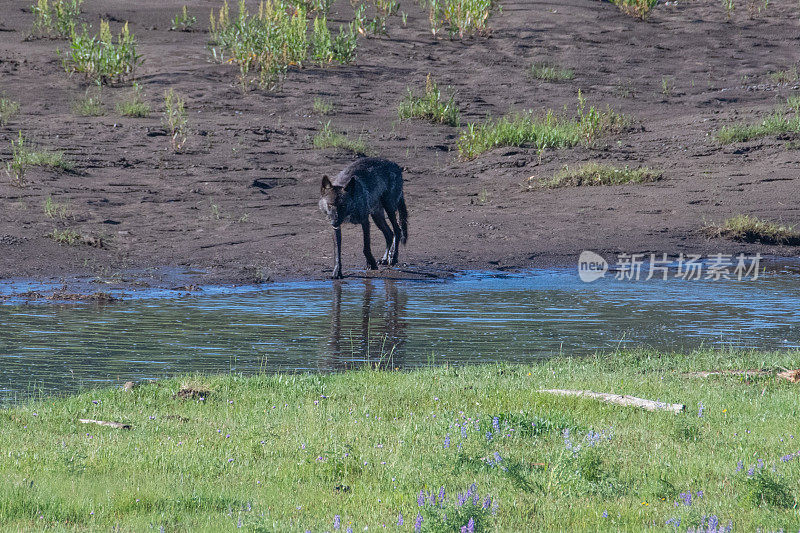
[537,389,685,413]
[78,419,132,430]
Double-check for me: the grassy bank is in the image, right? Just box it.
[2,350,800,531]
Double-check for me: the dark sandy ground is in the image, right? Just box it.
[1,0,800,289]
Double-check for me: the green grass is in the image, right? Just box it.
[116,82,150,118]
[0,97,20,125]
[2,350,800,530]
[458,92,628,159]
[5,132,72,186]
[703,215,800,245]
[47,228,82,245]
[424,0,497,38]
[397,75,460,127]
[534,163,662,188]
[312,120,369,154]
[530,63,574,82]
[44,196,70,220]
[312,97,333,115]
[71,90,104,116]
[716,97,800,144]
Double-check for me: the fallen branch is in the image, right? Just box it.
[78,419,132,430]
[777,370,800,383]
[537,389,685,413]
[683,370,769,378]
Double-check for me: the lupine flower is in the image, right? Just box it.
[679,491,692,506]
[486,431,492,442]
[417,490,425,507]
[438,486,446,503]
[482,496,491,510]
[602,510,608,518]
[333,515,340,530]
[697,402,704,418]
[665,517,680,528]
[461,425,467,439]
[414,513,423,532]
[397,512,403,526]
[735,460,743,472]
[444,434,450,449]
[492,416,500,432]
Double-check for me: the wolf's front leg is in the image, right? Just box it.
[361,220,378,270]
[332,226,343,279]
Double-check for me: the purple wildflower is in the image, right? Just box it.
[486,431,492,442]
[438,486,446,503]
[492,416,500,432]
[347,528,353,533]
[414,513,423,533]
[444,434,450,449]
[333,515,340,530]
[665,517,680,528]
[697,402,704,418]
[461,425,467,439]
[679,491,692,506]
[466,517,475,533]
[430,491,436,505]
[417,490,425,507]
[602,510,608,518]
[482,496,491,510]
[398,512,403,526]
[735,460,743,472]
[457,493,467,507]
[747,465,755,477]
[493,451,502,464]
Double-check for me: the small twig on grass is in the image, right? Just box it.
[537,389,685,413]
[78,419,132,429]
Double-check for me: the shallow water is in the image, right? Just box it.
[1,269,799,403]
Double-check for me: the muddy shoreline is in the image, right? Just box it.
[2,0,800,290]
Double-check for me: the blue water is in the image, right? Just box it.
[1,269,799,403]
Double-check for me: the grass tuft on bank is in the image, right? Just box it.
[532,162,662,188]
[703,215,800,245]
[2,350,800,531]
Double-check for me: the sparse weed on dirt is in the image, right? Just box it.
[703,215,800,245]
[397,74,460,127]
[354,0,400,37]
[71,89,104,116]
[116,82,150,117]
[532,163,662,189]
[530,63,574,82]
[170,6,197,31]
[312,97,333,115]
[30,0,83,38]
[458,92,628,159]
[62,19,143,85]
[312,120,369,154]
[716,97,800,144]
[611,0,657,20]
[5,132,72,186]
[0,97,20,125]
[422,0,497,38]
[44,196,70,220]
[162,88,188,152]
[770,66,798,85]
[47,228,82,245]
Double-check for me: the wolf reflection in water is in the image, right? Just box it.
[324,279,407,369]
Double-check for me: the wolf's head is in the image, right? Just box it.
[319,175,352,227]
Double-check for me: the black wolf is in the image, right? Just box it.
[319,158,408,279]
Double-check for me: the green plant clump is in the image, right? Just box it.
[63,19,143,85]
[703,215,800,245]
[30,0,83,38]
[457,91,628,159]
[312,120,369,154]
[536,163,662,188]
[397,74,460,126]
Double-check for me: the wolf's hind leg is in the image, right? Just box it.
[361,220,378,270]
[384,208,402,265]
[371,211,394,265]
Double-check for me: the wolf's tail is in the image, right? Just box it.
[397,194,408,245]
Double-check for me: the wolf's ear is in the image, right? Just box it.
[321,175,332,191]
